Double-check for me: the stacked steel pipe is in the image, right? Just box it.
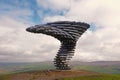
[26,21,90,70]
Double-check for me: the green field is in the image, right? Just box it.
[0,62,55,75]
[0,61,120,75]
[73,66,120,74]
[61,74,120,80]
[0,73,120,80]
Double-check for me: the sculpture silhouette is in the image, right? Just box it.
[26,21,90,70]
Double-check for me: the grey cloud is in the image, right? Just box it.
[0,18,60,62]
[0,0,120,62]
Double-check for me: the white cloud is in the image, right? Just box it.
[0,0,120,62]
[0,16,60,62]
[41,0,120,61]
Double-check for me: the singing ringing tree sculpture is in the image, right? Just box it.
[26,21,90,70]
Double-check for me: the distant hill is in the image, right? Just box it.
[0,70,111,80]
[71,61,120,74]
[71,61,120,66]
[0,70,120,80]
[0,61,120,75]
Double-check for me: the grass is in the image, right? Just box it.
[5,64,55,74]
[0,71,120,80]
[0,62,120,74]
[60,74,120,80]
[0,74,11,80]
[73,66,120,74]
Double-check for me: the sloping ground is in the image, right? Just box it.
[62,74,120,80]
[0,70,100,80]
[0,61,120,75]
[0,69,8,74]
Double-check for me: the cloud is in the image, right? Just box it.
[0,0,35,24]
[0,0,61,62]
[0,0,120,62]
[37,0,70,10]
[36,0,70,22]
[0,16,60,62]
[39,0,120,61]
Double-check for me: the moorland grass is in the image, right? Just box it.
[61,74,120,80]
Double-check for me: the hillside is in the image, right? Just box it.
[0,70,120,80]
[0,61,120,75]
[0,70,104,80]
[72,61,120,74]
[0,61,120,80]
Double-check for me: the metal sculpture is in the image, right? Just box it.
[26,21,90,70]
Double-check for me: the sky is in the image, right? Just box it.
[0,0,120,62]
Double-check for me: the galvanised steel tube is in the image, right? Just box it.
[26,21,90,70]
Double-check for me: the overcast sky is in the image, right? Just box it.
[0,0,120,62]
